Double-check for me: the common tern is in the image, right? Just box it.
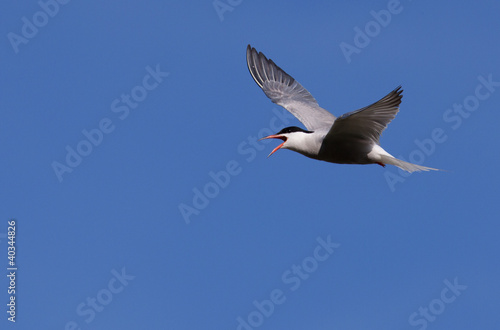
[246,45,438,172]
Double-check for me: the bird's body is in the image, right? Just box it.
[246,45,438,173]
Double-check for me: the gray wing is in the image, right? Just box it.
[246,45,336,131]
[325,86,403,144]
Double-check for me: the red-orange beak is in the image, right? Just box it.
[259,134,287,157]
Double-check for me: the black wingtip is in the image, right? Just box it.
[392,85,403,100]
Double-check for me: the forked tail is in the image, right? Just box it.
[379,155,440,173]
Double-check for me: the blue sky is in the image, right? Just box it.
[1,1,500,329]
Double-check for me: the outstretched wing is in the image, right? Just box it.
[246,45,336,131]
[325,86,403,144]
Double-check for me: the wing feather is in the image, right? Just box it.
[326,86,403,144]
[246,45,336,131]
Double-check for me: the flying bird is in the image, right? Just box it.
[246,45,438,172]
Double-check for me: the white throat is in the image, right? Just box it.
[283,131,325,159]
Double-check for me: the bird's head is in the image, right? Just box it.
[260,126,314,157]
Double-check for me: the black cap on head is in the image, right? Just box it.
[277,126,313,134]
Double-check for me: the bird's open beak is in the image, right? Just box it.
[259,135,287,157]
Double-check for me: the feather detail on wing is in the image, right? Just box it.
[326,86,403,144]
[246,45,336,131]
